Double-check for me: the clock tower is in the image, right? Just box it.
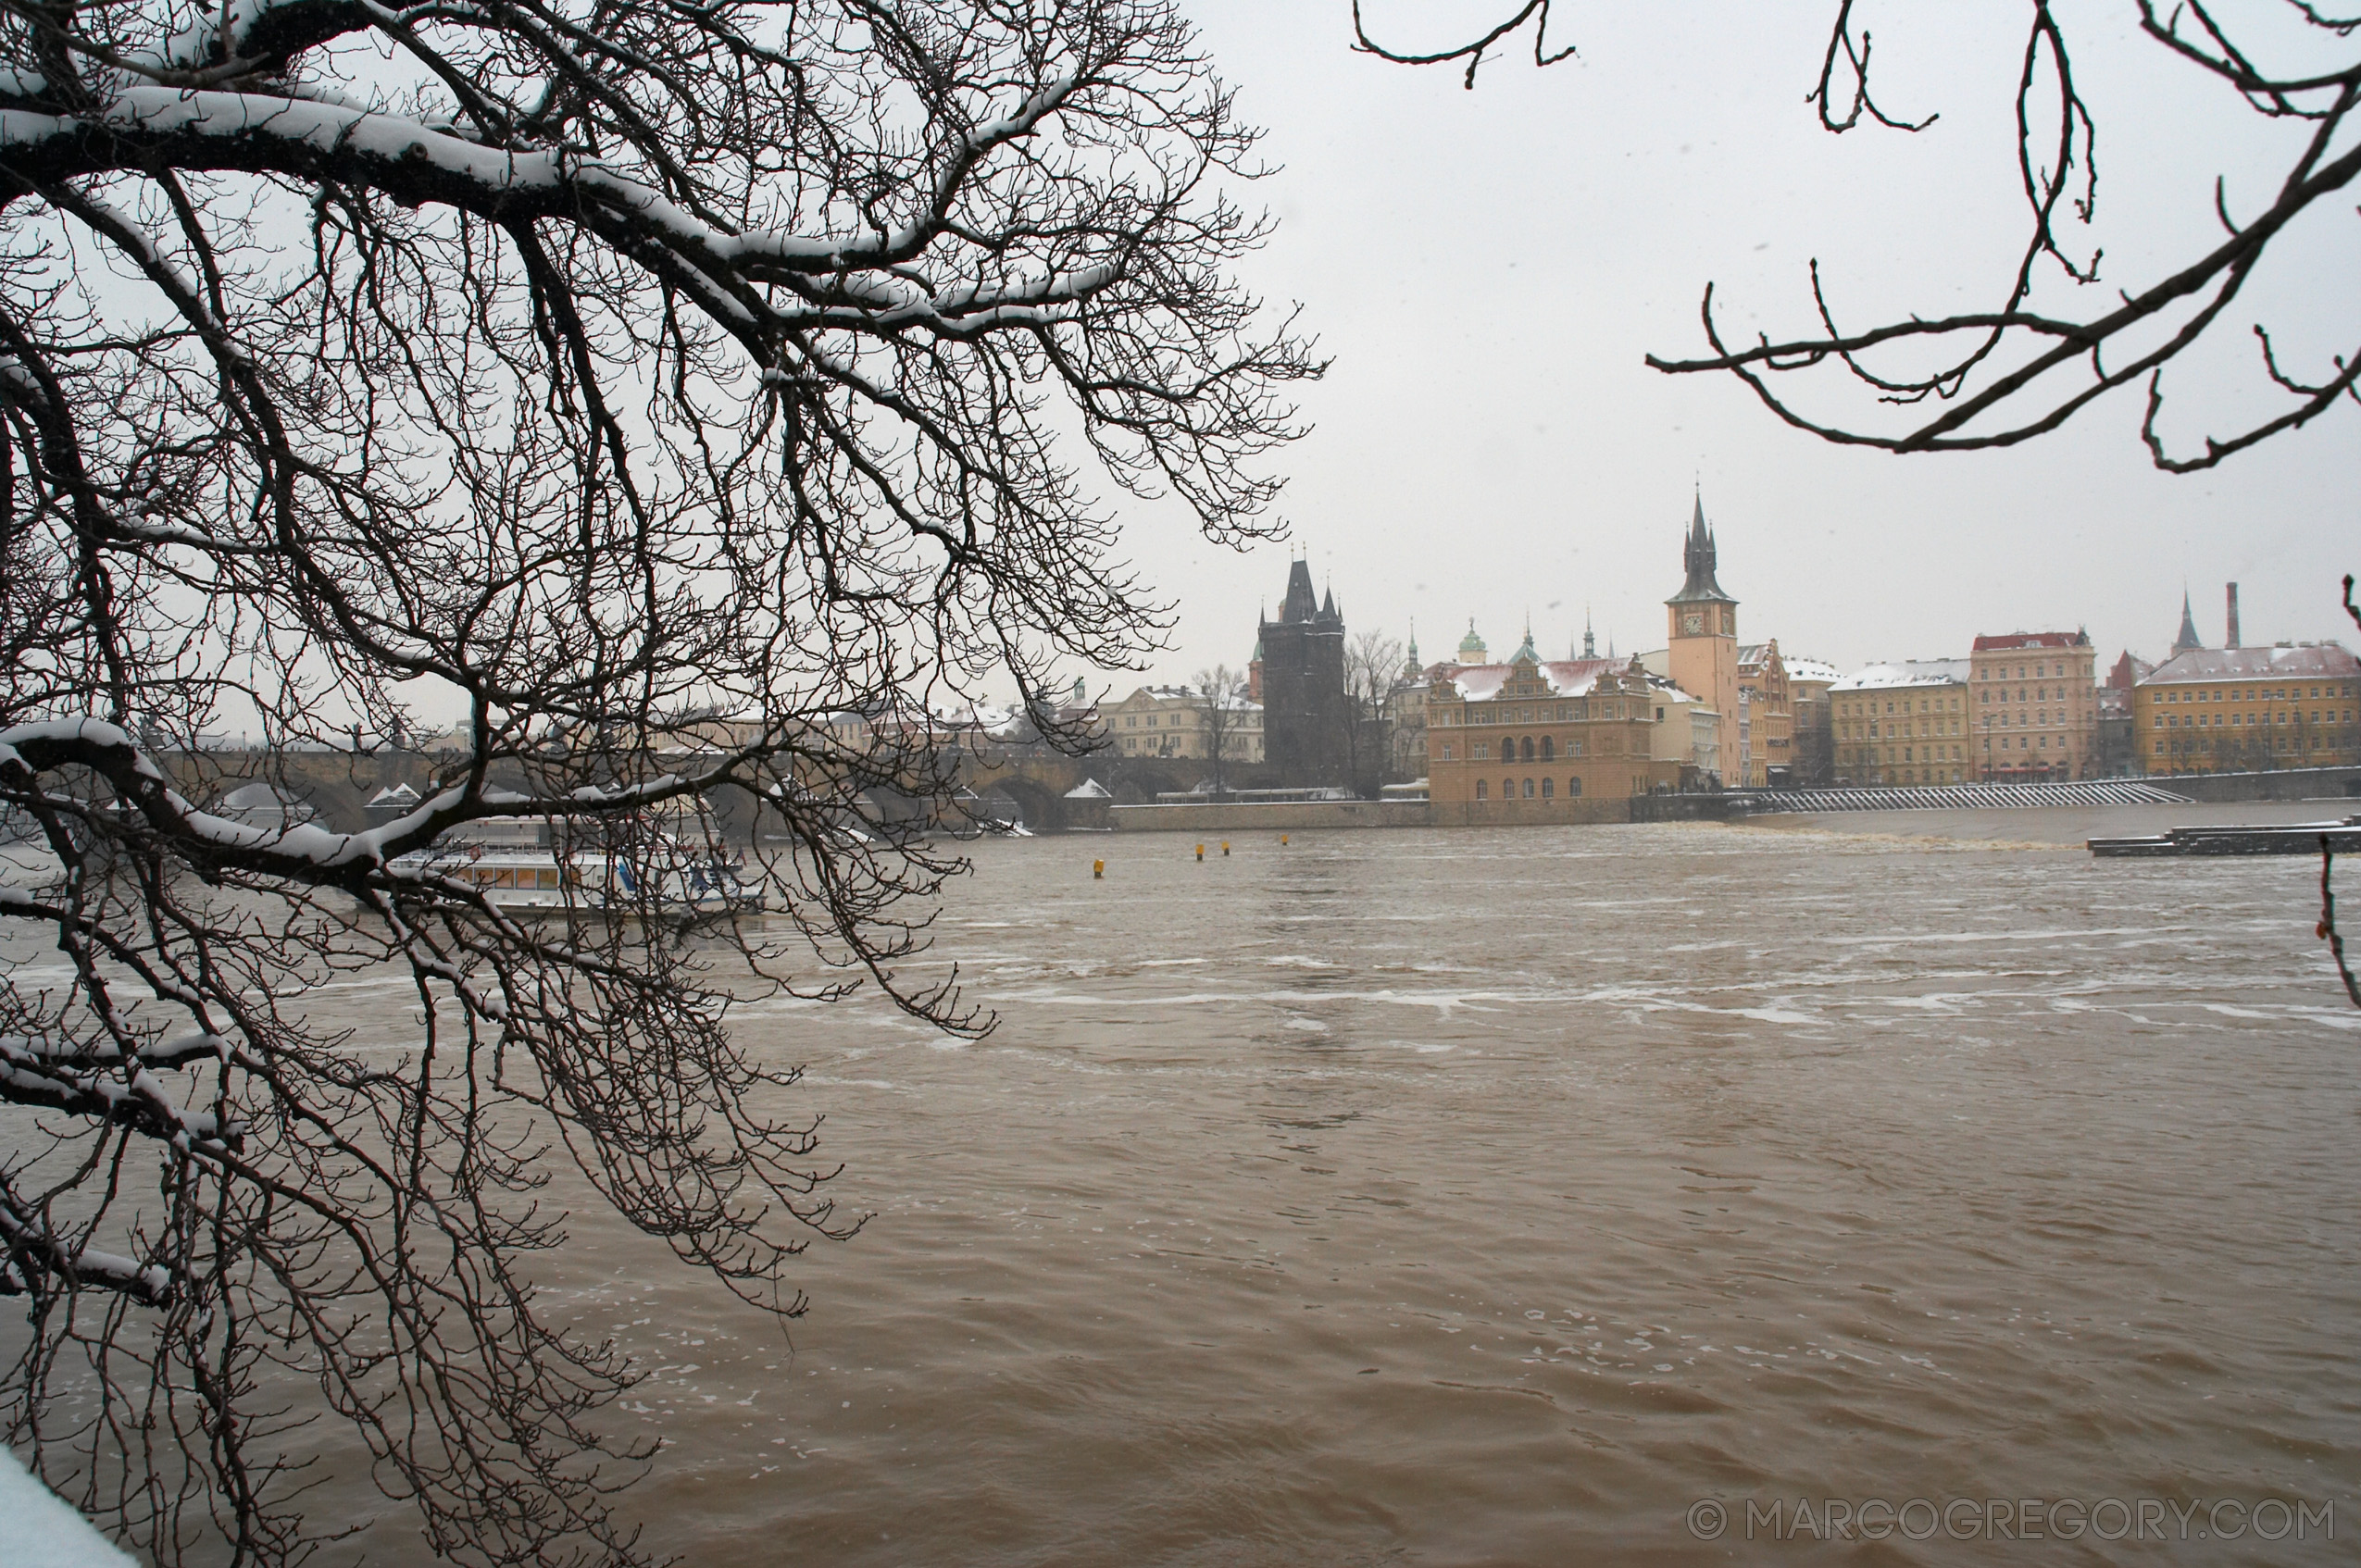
[1666,492,1741,785]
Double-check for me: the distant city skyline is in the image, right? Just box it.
[1070,4,2355,703]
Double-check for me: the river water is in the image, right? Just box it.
[16,804,2361,1562]
[561,805,2358,1565]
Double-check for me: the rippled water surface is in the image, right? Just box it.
[556,810,2359,1566]
[28,807,2361,1562]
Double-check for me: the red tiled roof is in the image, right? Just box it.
[1972,630,2090,652]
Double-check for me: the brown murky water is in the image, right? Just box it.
[18,805,2361,1562]
[578,808,2361,1565]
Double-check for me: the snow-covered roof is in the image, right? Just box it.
[1783,656,1843,684]
[1110,683,1253,708]
[1829,658,1971,692]
[1972,629,2090,653]
[1436,658,1626,702]
[2140,643,2358,683]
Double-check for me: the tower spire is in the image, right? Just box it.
[1669,491,1732,606]
[2171,588,2204,655]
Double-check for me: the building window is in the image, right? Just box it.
[1541,777,1555,798]
[1521,778,1535,799]
[1566,776,1583,797]
[1441,743,1455,761]
[1475,778,1487,800]
[1503,778,1514,800]
[1539,736,1555,761]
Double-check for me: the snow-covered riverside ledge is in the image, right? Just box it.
[1,1449,135,1566]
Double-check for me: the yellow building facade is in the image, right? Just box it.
[1830,661,1973,785]
[2134,645,2360,774]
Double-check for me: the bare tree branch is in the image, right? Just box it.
[0,2,1316,1561]
[1355,0,2361,470]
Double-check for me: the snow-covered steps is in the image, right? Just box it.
[1737,780,2194,815]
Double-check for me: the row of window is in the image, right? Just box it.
[1443,734,1581,763]
[2155,709,2353,728]
[1472,776,1584,800]
[1855,744,1965,764]
[2155,683,2354,703]
[1981,688,2087,704]
[1836,694,1965,717]
[2154,735,2335,754]
[1843,717,1966,740]
[1867,767,1968,783]
[1436,701,1628,725]
[1979,661,2080,680]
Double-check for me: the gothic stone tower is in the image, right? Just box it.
[1260,559,1349,788]
[1667,493,1741,785]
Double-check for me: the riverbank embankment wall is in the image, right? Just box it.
[1108,797,1655,831]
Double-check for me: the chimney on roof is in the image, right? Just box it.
[2226,582,2241,649]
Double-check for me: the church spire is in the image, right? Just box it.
[1582,605,1596,660]
[2171,589,2204,655]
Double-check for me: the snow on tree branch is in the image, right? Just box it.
[0,3,1315,1562]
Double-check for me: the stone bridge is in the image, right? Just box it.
[144,744,1281,840]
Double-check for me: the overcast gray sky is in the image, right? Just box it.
[1091,0,2356,694]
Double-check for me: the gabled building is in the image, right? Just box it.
[1736,640,1793,787]
[1424,644,1680,821]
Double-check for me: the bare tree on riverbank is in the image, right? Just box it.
[1343,630,1404,792]
[0,2,1314,1561]
[1351,0,2361,471]
[1191,666,1254,793]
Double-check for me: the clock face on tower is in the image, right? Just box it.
[1681,613,1704,635]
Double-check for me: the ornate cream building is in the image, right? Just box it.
[1424,636,1680,822]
